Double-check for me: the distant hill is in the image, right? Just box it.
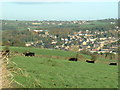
[1,19,117,31]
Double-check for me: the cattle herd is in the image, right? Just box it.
[68,58,117,66]
[0,50,118,66]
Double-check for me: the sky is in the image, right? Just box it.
[0,0,119,21]
[0,0,119,2]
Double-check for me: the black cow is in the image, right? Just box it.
[24,52,35,56]
[69,58,77,61]
[109,62,117,66]
[86,60,95,63]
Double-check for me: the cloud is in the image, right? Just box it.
[0,0,119,2]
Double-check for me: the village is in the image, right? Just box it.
[25,27,119,54]
[2,19,119,55]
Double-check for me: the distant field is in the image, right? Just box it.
[2,19,116,31]
[2,46,116,62]
[8,46,77,58]
[9,56,118,88]
[6,46,117,62]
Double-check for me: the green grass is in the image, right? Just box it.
[8,46,77,57]
[9,56,118,88]
[80,54,116,62]
[2,46,116,62]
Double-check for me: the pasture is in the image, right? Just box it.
[8,46,77,58]
[6,46,117,62]
[2,46,118,88]
[9,56,118,88]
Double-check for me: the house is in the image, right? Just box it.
[32,23,41,25]
[81,45,88,49]
[51,40,57,44]
[82,41,87,45]
[25,43,31,47]
[97,49,109,53]
[45,32,49,35]
[33,30,43,33]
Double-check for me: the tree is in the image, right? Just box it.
[80,49,92,56]
[109,53,115,60]
[49,28,72,38]
[104,52,109,58]
[3,46,9,51]
[91,54,97,61]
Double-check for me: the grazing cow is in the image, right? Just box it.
[86,60,95,63]
[109,62,117,66]
[24,52,35,56]
[69,58,77,61]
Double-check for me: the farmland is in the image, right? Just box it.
[2,19,117,31]
[4,46,118,88]
[1,1,119,88]
[8,46,118,62]
[1,19,118,88]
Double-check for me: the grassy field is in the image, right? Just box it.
[4,46,118,88]
[8,46,77,58]
[6,46,117,62]
[9,56,118,88]
[2,19,116,31]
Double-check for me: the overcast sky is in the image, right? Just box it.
[0,0,118,21]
